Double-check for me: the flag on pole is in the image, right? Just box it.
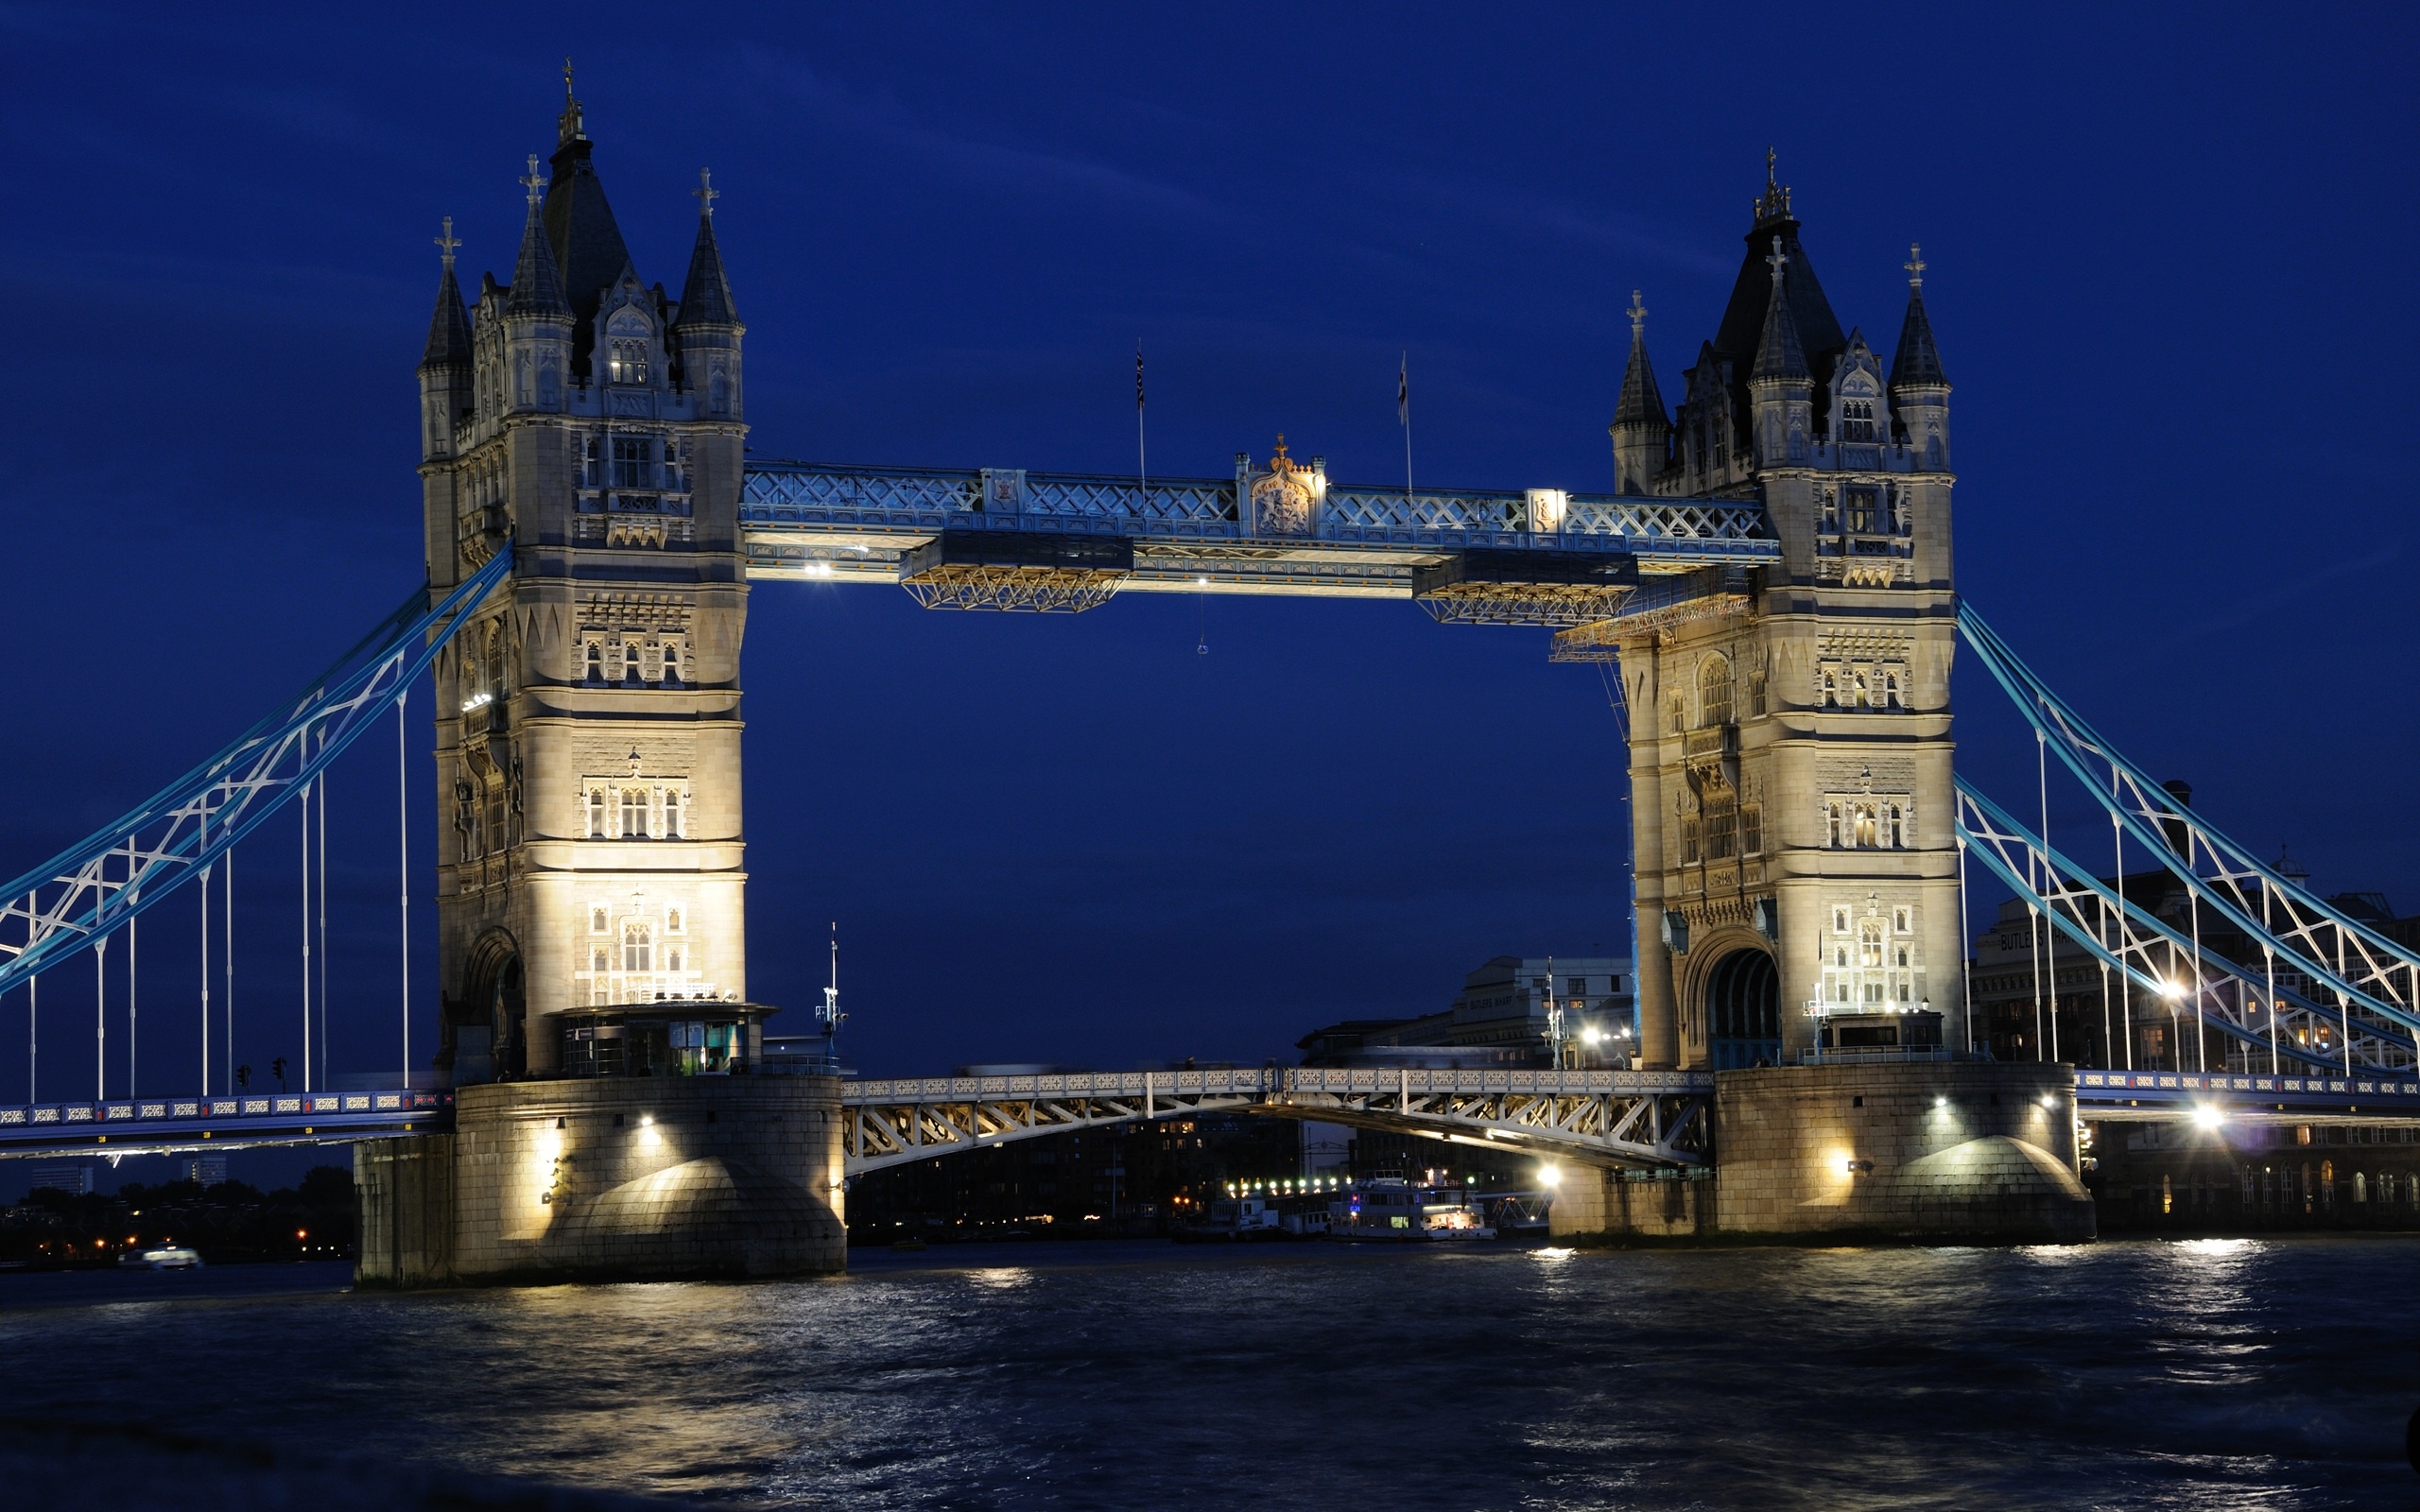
[1396,352,1408,425]
[1136,340,1146,410]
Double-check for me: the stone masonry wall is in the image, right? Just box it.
[1709,1061,2095,1241]
[357,1075,846,1286]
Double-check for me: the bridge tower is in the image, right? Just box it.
[1613,161,1958,1072]
[416,87,751,1081]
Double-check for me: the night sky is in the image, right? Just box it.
[2,4,2414,1122]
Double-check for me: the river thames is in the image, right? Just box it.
[1,1235,2414,1509]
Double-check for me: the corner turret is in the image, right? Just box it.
[418,217,474,462]
[503,157,572,414]
[1609,290,1668,495]
[1889,245,1950,471]
[672,169,745,422]
[1749,237,1812,469]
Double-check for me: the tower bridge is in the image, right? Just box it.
[7,96,2420,1279]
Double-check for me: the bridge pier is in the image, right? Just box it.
[1549,1062,2095,1243]
[357,1076,846,1286]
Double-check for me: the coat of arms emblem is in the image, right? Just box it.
[1249,435,1316,537]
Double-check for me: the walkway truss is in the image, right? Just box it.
[1955,603,2420,1079]
[740,461,1775,624]
[840,1067,1713,1177]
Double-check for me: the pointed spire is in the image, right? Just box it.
[558,57,586,147]
[420,216,473,369]
[505,155,569,319]
[1752,237,1807,382]
[1613,288,1667,427]
[1890,243,1947,388]
[674,171,740,329]
[1753,146,1792,226]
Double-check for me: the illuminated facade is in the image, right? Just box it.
[416,87,749,1079]
[1611,159,1959,1070]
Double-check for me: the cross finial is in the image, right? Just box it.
[522,154,547,208]
[1626,288,1648,337]
[694,167,719,218]
[1905,242,1927,289]
[434,215,460,268]
[564,57,576,106]
[1766,234,1788,284]
[1765,146,1777,190]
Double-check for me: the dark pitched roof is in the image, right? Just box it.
[503,198,569,318]
[543,114,633,374]
[1712,214,1844,396]
[420,263,472,369]
[1751,250,1808,383]
[1612,320,1667,429]
[673,211,740,329]
[1890,283,1948,389]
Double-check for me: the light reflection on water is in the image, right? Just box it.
[0,1236,2414,1510]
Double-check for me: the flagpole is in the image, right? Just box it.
[1135,338,1147,502]
[1398,352,1413,504]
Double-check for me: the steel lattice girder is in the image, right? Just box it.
[1958,603,2420,1064]
[1957,782,2412,1073]
[839,1068,1713,1175]
[0,550,514,996]
[739,464,1779,604]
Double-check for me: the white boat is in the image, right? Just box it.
[1330,1178,1496,1242]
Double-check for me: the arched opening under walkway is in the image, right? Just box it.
[1705,948,1780,1070]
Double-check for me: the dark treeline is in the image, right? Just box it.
[1,1167,357,1268]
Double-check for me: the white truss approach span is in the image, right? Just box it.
[839,1067,1714,1176]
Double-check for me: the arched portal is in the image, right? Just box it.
[455,930,526,1082]
[1704,948,1780,1070]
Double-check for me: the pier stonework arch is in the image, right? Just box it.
[1699,946,1780,1070]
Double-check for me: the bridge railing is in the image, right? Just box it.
[0,1088,450,1153]
[840,1066,1714,1104]
[742,463,1773,553]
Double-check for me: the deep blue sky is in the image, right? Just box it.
[1,2,2414,1115]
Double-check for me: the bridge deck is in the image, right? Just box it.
[5,1067,2408,1165]
[0,1090,448,1159]
[740,462,1775,611]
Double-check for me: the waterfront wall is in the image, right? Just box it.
[357,1075,846,1286]
[1707,1061,2094,1241]
[1549,1061,2096,1244]
[1548,1169,1709,1238]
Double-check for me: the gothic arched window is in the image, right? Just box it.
[621,788,648,838]
[1698,655,1733,728]
[622,923,651,972]
[1854,804,1879,849]
[609,337,650,386]
[664,790,683,839]
[587,789,607,839]
[1704,794,1737,861]
[661,644,682,685]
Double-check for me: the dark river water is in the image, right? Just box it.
[3,1235,2417,1510]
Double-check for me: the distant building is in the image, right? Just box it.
[182,1156,229,1187]
[26,1160,93,1196]
[1297,954,1636,1068]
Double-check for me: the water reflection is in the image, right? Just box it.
[0,1237,2413,1509]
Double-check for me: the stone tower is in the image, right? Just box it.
[416,88,751,1080]
[1610,160,1957,1071]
